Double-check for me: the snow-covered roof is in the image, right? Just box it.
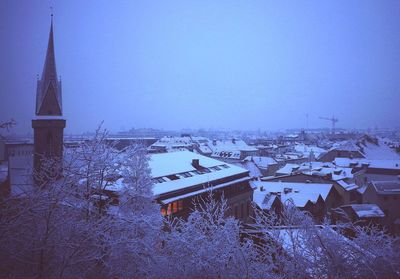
[209,139,258,153]
[331,141,361,152]
[361,138,400,160]
[253,191,278,210]
[293,144,326,158]
[334,157,400,170]
[275,163,301,175]
[149,151,249,196]
[336,180,358,191]
[234,161,262,178]
[244,156,276,169]
[276,161,353,181]
[251,181,333,208]
[348,204,385,218]
[371,181,400,194]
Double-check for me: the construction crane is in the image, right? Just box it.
[319,116,338,134]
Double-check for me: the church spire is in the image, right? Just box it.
[36,14,62,116]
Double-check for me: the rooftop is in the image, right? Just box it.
[371,181,400,194]
[251,181,333,208]
[347,204,385,218]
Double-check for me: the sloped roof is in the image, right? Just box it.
[348,204,385,218]
[371,181,400,194]
[251,181,333,208]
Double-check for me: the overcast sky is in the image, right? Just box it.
[1,0,399,134]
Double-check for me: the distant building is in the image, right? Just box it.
[333,204,385,226]
[240,156,279,177]
[6,142,33,194]
[318,142,365,162]
[362,181,400,234]
[333,158,400,187]
[252,181,339,222]
[263,173,345,207]
[210,139,258,162]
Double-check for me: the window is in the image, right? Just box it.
[241,203,244,219]
[181,172,192,178]
[163,200,184,216]
[166,175,180,181]
[234,206,238,218]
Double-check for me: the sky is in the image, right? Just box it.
[0,0,400,134]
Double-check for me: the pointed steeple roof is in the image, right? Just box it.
[36,16,62,116]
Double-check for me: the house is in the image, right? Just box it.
[105,151,254,222]
[318,141,365,162]
[239,156,279,178]
[263,173,344,208]
[209,139,258,162]
[333,158,400,187]
[150,151,253,222]
[251,181,338,222]
[362,181,400,234]
[334,204,385,226]
[5,142,34,195]
[148,135,196,153]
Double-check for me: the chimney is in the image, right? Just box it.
[361,162,370,169]
[284,187,292,194]
[260,186,265,191]
[192,159,200,168]
[232,138,236,144]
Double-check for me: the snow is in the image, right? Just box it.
[253,191,278,210]
[276,163,300,175]
[251,181,333,208]
[336,180,359,191]
[209,139,257,152]
[362,138,400,160]
[276,161,353,181]
[147,151,249,196]
[152,165,248,196]
[235,161,262,178]
[334,157,400,170]
[331,141,360,152]
[293,144,326,158]
[149,150,244,178]
[244,156,276,169]
[349,204,385,218]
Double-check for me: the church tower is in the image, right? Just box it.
[32,15,66,185]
